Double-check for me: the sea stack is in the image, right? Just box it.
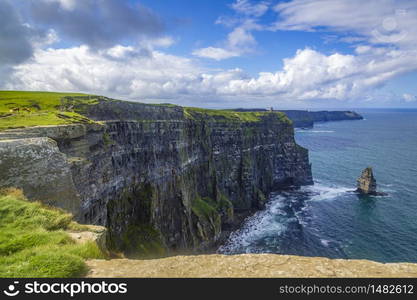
[356,167,378,195]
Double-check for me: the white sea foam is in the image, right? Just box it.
[320,239,330,247]
[305,183,351,202]
[218,196,288,254]
[218,183,351,254]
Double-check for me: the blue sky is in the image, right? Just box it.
[1,0,417,108]
[139,0,357,73]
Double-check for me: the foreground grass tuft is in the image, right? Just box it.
[0,188,105,277]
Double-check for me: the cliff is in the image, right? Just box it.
[0,95,312,256]
[282,110,363,128]
[233,108,363,128]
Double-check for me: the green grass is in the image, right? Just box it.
[0,188,105,278]
[184,107,290,123]
[0,91,99,131]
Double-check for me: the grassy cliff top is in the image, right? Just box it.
[0,91,290,131]
[0,91,100,131]
[0,188,105,277]
[184,107,291,123]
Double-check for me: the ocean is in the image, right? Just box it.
[218,109,417,263]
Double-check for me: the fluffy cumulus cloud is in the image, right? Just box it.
[29,0,164,50]
[266,0,417,102]
[7,45,200,99]
[4,42,417,106]
[217,47,417,101]
[9,45,408,104]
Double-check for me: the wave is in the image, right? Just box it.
[218,183,351,254]
[320,239,331,247]
[218,195,289,254]
[303,183,351,202]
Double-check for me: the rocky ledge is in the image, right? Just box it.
[86,254,417,278]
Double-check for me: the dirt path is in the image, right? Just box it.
[86,254,417,278]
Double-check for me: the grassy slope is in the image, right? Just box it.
[0,189,105,278]
[0,91,97,131]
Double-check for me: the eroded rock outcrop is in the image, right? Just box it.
[0,100,313,256]
[67,224,109,255]
[0,137,81,216]
[356,166,387,196]
[357,167,377,195]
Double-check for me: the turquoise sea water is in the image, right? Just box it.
[219,109,417,263]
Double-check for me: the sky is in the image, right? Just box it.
[1,0,417,109]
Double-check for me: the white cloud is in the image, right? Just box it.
[6,46,202,99]
[231,0,270,17]
[355,45,371,54]
[193,19,261,60]
[42,0,77,11]
[193,0,268,61]
[215,48,360,99]
[205,46,417,102]
[147,36,175,48]
[272,0,417,48]
[264,0,417,103]
[192,47,239,60]
[403,93,417,102]
[8,45,414,105]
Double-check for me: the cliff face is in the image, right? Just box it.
[233,109,363,128]
[280,110,363,128]
[0,100,312,255]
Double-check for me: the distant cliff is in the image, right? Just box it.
[282,110,363,128]
[233,109,363,128]
[0,95,312,256]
